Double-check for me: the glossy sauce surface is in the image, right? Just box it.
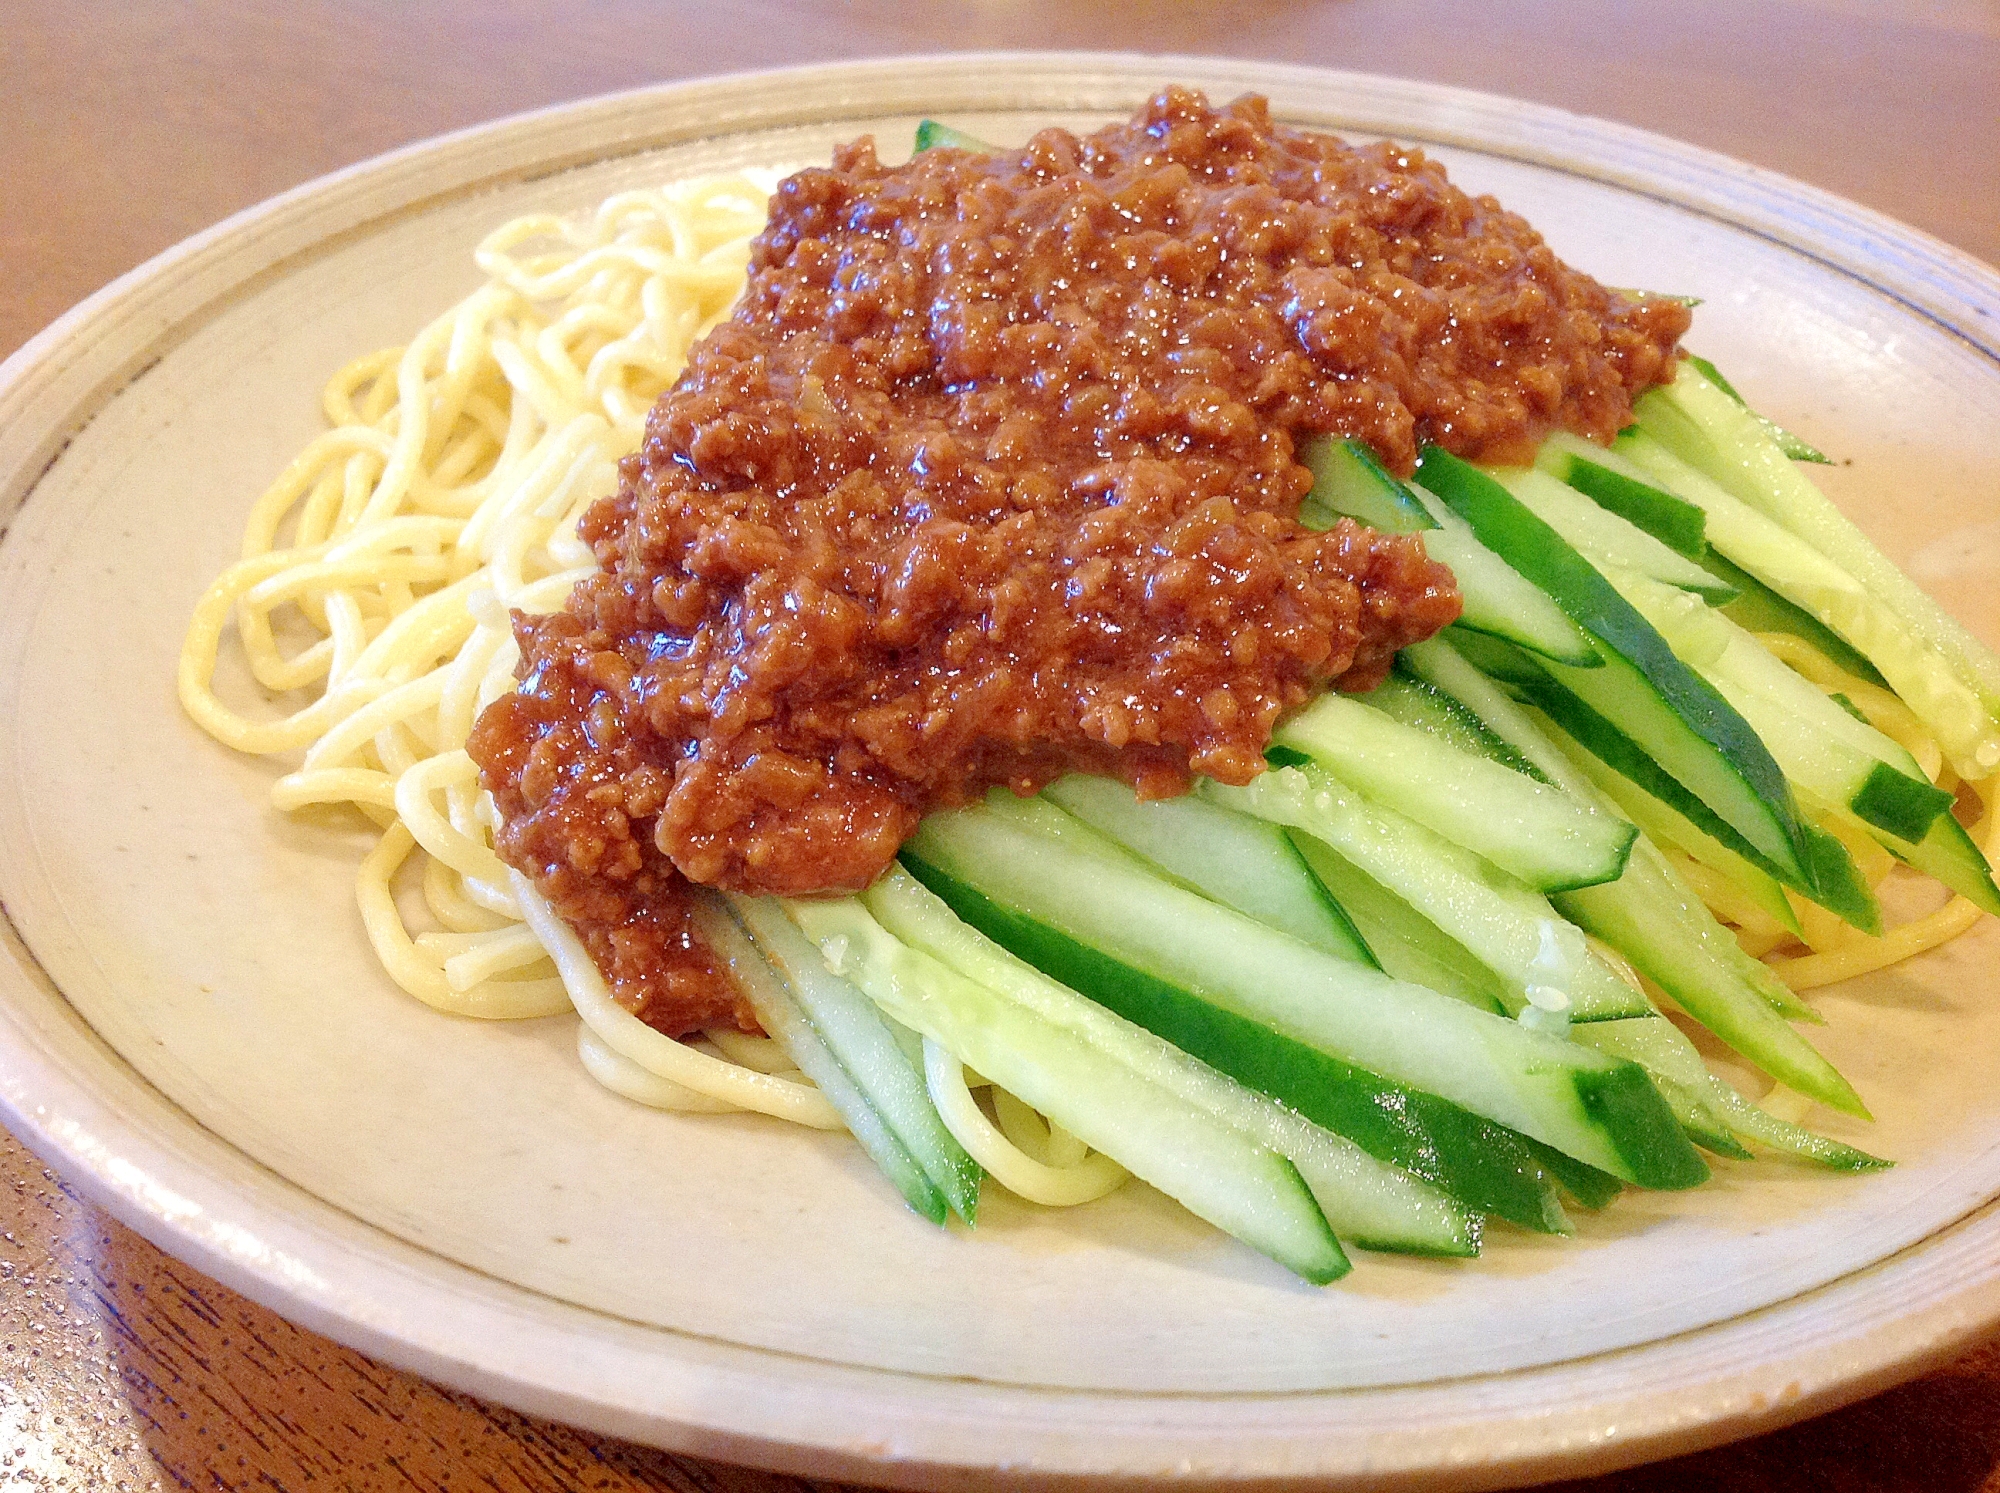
[468,87,1686,1033]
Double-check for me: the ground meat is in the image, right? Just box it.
[467,86,1689,1035]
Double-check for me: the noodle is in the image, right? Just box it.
[175,174,870,1114]
[178,170,1120,1210]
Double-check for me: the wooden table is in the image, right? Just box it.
[4,3,1999,1487]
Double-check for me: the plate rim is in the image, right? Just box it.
[5,50,2000,1490]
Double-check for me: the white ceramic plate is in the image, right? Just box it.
[5,53,2000,1490]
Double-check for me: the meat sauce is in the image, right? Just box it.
[466,88,1690,1035]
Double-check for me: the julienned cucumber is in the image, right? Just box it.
[1578,1016,1885,1171]
[1548,424,1885,685]
[864,867,1481,1256]
[1368,668,1548,781]
[1489,465,1737,604]
[1644,365,2000,742]
[785,895,1352,1282]
[1684,354,1831,463]
[1201,763,1653,1023]
[1298,435,1599,667]
[720,895,983,1221]
[1396,636,1868,1113]
[1538,714,1803,942]
[1416,446,1818,888]
[1301,438,1434,532]
[1274,689,1635,892]
[1286,831,1514,1016]
[1613,420,2000,779]
[1607,565,1954,846]
[1040,774,1376,965]
[900,820,1569,1230]
[1536,431,1710,558]
[697,899,956,1223]
[907,800,1705,1187]
[1448,627,1881,935]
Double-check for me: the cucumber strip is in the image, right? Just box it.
[1300,437,1436,531]
[1516,1137,1625,1210]
[1556,841,1869,1117]
[1876,809,2000,918]
[696,900,950,1223]
[794,897,1352,1281]
[1274,691,1635,892]
[865,867,1480,1257]
[1286,831,1513,1015]
[1647,368,2000,726]
[1400,634,1597,787]
[1400,640,1832,1032]
[1040,774,1376,964]
[1488,465,1737,603]
[719,895,983,1222]
[1369,669,1547,780]
[1536,432,1710,558]
[1202,763,1652,1023]
[1451,628,1882,935]
[901,824,1568,1230]
[1416,446,1816,886]
[1622,397,2000,777]
[1576,1015,1884,1171]
[1699,1079,1889,1171]
[1538,708,1803,941]
[1426,523,1604,667]
[1610,567,1953,844]
[913,120,1002,153]
[1570,1017,1752,1158]
[1702,551,1890,686]
[1296,437,1599,667]
[1685,354,1831,463]
[906,802,1703,1187]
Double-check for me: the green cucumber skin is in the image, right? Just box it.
[1418,446,1815,886]
[1883,810,2000,919]
[1559,455,1711,558]
[899,848,1573,1232]
[1288,830,1514,1018]
[1208,764,1653,1023]
[1494,465,1737,604]
[1464,632,1882,935]
[1373,668,1550,781]
[1849,759,1956,843]
[1556,848,1869,1119]
[907,798,1706,1190]
[793,897,1352,1282]
[1413,636,1870,1111]
[1040,775,1377,966]
[1515,1135,1624,1210]
[868,866,1479,1258]
[914,120,1002,153]
[1298,438,1601,667]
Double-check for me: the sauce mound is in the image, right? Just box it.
[468,87,1689,1035]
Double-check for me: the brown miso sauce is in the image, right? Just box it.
[467,87,1689,1034]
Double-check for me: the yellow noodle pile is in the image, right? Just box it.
[176,172,1123,1207]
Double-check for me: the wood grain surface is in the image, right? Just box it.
[4,3,1999,1489]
